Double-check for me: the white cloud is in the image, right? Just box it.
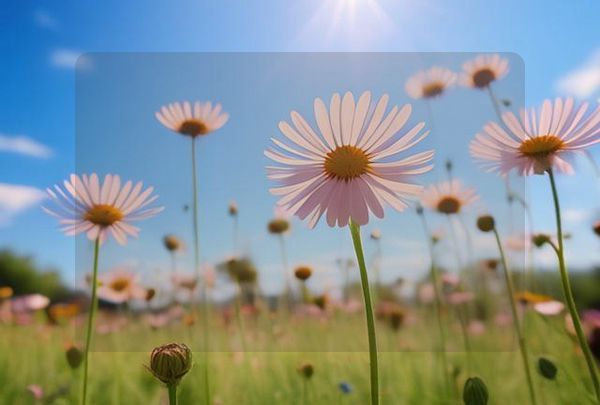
[555,48,600,98]
[563,208,590,224]
[0,184,46,226]
[33,10,59,30]
[0,134,52,158]
[51,49,92,70]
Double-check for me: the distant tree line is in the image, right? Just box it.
[0,249,69,301]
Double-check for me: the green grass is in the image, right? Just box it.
[1,306,598,404]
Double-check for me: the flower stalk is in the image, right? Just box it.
[547,169,600,401]
[81,237,100,405]
[491,226,537,405]
[418,209,451,394]
[168,385,177,405]
[349,220,379,405]
[190,137,211,405]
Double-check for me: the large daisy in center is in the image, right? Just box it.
[266,91,434,228]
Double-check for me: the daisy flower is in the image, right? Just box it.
[534,300,565,316]
[470,98,600,175]
[266,91,434,228]
[97,268,146,304]
[460,54,509,89]
[420,180,478,215]
[155,101,229,137]
[44,174,162,245]
[405,67,456,99]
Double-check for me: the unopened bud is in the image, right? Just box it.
[531,234,551,248]
[163,235,181,252]
[297,363,314,379]
[148,343,192,386]
[66,345,83,370]
[228,201,238,217]
[294,266,312,281]
[537,357,557,380]
[463,377,489,405]
[268,219,290,234]
[145,288,156,302]
[476,215,495,233]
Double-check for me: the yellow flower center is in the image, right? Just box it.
[109,278,130,292]
[324,145,371,181]
[518,135,564,158]
[178,119,209,137]
[436,196,461,214]
[422,82,445,98]
[472,68,496,88]
[85,204,123,227]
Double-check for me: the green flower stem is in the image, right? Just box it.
[82,237,100,405]
[235,283,247,352]
[349,220,379,405]
[278,235,292,311]
[168,384,177,405]
[191,137,211,405]
[492,228,537,405]
[418,212,451,394]
[548,169,600,402]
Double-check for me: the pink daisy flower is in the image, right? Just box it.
[405,67,456,99]
[155,101,229,137]
[459,54,509,89]
[470,98,600,175]
[43,174,163,245]
[266,91,434,228]
[97,268,146,304]
[420,180,479,215]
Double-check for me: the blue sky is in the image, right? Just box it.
[1,0,599,297]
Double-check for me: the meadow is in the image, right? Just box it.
[2,52,600,405]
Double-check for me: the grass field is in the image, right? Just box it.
[2,299,597,404]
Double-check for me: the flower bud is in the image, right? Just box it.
[268,219,290,234]
[531,234,551,248]
[65,345,83,370]
[148,343,192,386]
[313,295,328,311]
[463,377,489,405]
[537,357,557,380]
[297,363,314,379]
[476,215,495,233]
[370,229,382,240]
[145,288,156,302]
[294,266,312,281]
[228,201,238,217]
[163,235,181,252]
[445,159,453,173]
